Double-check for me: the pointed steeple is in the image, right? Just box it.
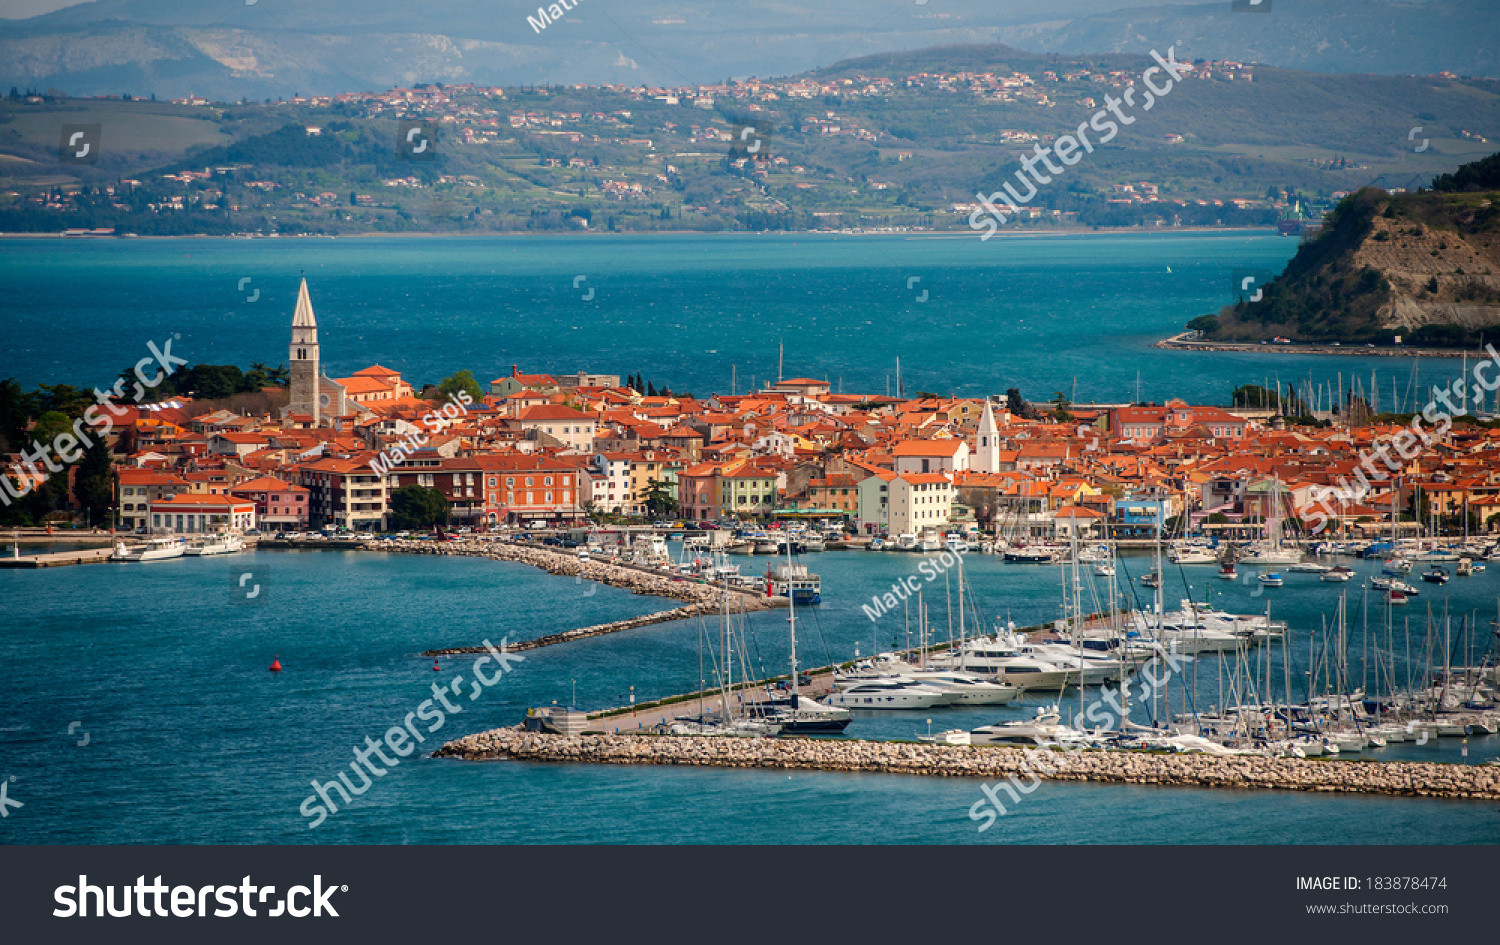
[292,275,317,331]
[975,398,1001,474]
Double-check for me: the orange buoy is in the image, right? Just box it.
[269,656,283,672]
[432,659,440,671]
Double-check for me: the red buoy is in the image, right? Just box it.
[432,659,441,672]
[269,656,283,672]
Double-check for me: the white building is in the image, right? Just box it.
[888,473,953,536]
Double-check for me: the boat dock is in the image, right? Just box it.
[0,547,116,568]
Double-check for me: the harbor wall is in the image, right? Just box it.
[436,729,1500,801]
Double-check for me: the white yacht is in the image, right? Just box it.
[112,537,187,562]
[184,533,245,556]
[893,669,1020,705]
[968,708,1093,747]
[917,528,944,553]
[894,533,919,552]
[930,637,1074,691]
[825,677,954,709]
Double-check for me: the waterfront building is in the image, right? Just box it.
[116,468,190,531]
[147,493,257,534]
[888,472,953,536]
[292,455,388,531]
[229,476,310,530]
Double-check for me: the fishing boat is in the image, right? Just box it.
[1257,572,1283,587]
[1421,565,1450,585]
[867,537,886,551]
[1321,565,1354,582]
[894,533,919,552]
[766,563,821,604]
[112,536,187,562]
[1217,562,1238,580]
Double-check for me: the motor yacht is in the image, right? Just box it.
[824,677,954,709]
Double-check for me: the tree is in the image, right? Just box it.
[389,485,450,530]
[0,378,36,449]
[643,478,678,518]
[436,370,482,403]
[1005,387,1026,416]
[1050,392,1073,422]
[73,437,114,523]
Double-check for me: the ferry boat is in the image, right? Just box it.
[766,563,821,604]
[112,536,187,562]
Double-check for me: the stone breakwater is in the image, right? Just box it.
[436,730,1500,802]
[370,538,774,654]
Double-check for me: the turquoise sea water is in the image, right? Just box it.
[3,546,1499,844]
[0,231,1465,407]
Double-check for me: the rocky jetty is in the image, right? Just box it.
[436,729,1500,802]
[368,538,774,653]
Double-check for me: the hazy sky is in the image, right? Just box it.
[0,0,77,17]
[0,0,1210,23]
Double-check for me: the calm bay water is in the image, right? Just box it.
[0,231,1463,406]
[3,546,1499,844]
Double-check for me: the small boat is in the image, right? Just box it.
[1421,566,1450,585]
[112,537,187,562]
[1456,558,1474,577]
[1321,565,1354,582]
[1093,563,1115,577]
[1217,562,1237,580]
[1386,587,1410,605]
[867,537,886,552]
[184,533,245,556]
[894,533,919,552]
[1140,569,1163,588]
[1257,572,1283,587]
[1287,562,1330,574]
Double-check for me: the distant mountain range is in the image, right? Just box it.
[0,0,1492,99]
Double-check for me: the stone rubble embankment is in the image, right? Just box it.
[435,729,1500,801]
[368,538,774,653]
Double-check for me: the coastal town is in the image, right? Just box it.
[6,277,1500,544]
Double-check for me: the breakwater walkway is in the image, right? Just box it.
[361,537,782,654]
[436,729,1500,802]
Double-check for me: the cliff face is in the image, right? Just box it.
[1191,154,1500,347]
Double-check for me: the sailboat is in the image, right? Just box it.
[757,543,850,732]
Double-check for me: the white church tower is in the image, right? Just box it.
[973,398,1001,473]
[288,275,322,426]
